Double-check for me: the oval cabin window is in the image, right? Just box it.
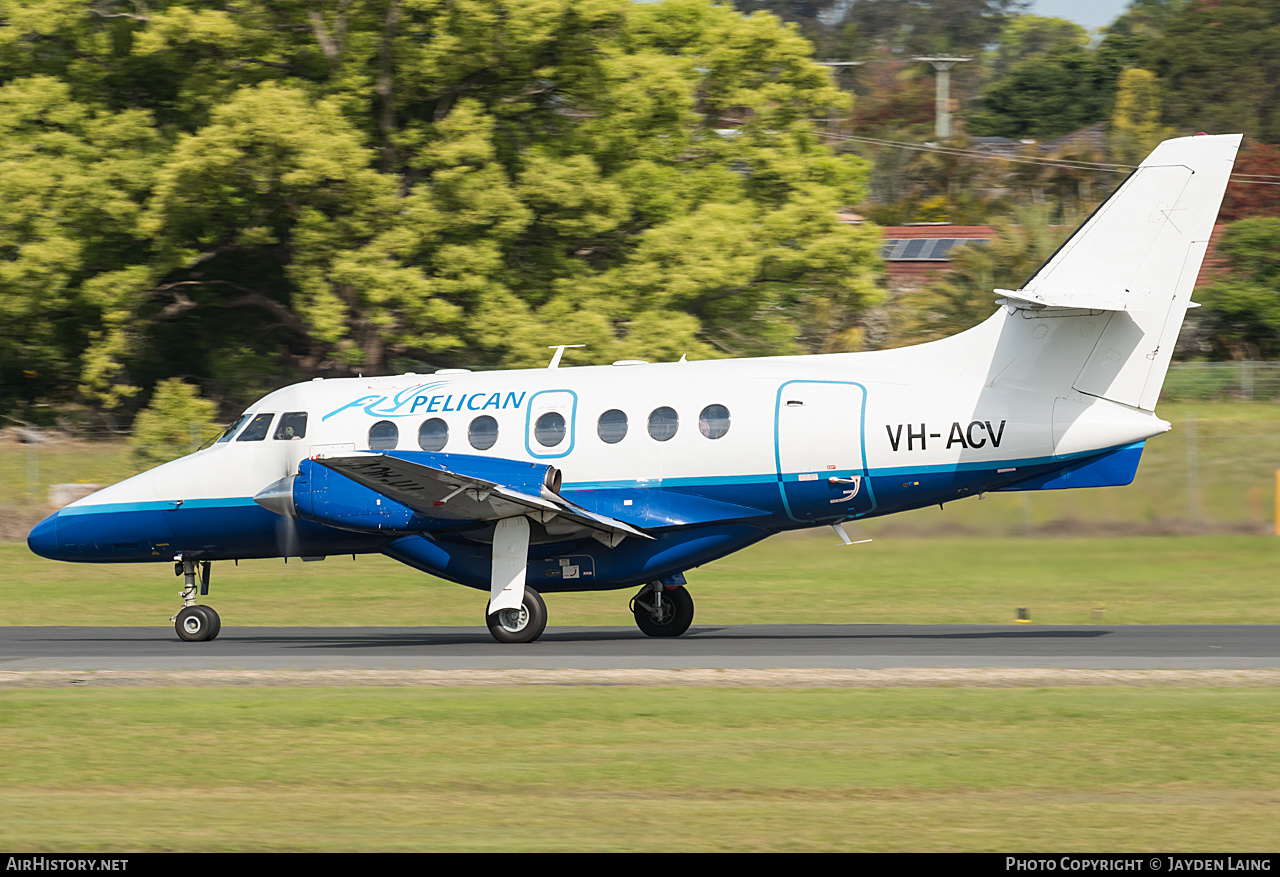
[418,418,448,452]
[469,415,499,450]
[597,409,628,444]
[368,420,399,450]
[647,407,678,442]
[698,404,730,439]
[534,412,567,448]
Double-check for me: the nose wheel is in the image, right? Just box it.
[175,605,221,642]
[171,558,222,642]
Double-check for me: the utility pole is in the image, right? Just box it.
[911,56,970,140]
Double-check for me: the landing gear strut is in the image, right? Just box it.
[632,583,694,637]
[485,586,547,644]
[171,559,221,642]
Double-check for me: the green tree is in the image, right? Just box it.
[0,0,885,419]
[1109,68,1173,165]
[1195,217,1280,360]
[127,378,221,472]
[989,14,1088,76]
[968,42,1113,139]
[1144,0,1280,143]
[827,0,1026,57]
[0,74,163,415]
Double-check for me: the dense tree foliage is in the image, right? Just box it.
[1220,143,1280,223]
[0,0,882,421]
[1195,218,1280,360]
[4,0,1279,431]
[968,42,1114,140]
[127,378,221,471]
[987,14,1087,77]
[1109,68,1173,165]
[1146,0,1280,144]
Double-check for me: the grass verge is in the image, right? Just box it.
[4,534,1279,627]
[0,686,1276,851]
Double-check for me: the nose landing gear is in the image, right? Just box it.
[171,559,221,642]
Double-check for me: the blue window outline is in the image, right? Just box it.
[524,390,577,459]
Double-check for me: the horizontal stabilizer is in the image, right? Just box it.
[995,288,1129,312]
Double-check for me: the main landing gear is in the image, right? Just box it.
[631,582,695,638]
[485,586,547,644]
[171,559,221,642]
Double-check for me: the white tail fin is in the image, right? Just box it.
[1006,133,1241,411]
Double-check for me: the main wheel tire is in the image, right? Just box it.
[633,586,694,638]
[485,587,548,644]
[175,605,214,642]
[197,605,222,641]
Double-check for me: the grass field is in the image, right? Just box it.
[3,533,1279,627]
[1,686,1277,851]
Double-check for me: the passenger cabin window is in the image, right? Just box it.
[699,404,730,439]
[469,415,498,450]
[274,412,308,440]
[597,409,627,444]
[368,420,399,450]
[418,418,448,452]
[647,407,678,442]
[236,413,275,442]
[534,412,566,448]
[216,414,250,443]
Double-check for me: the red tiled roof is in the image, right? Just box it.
[880,225,995,239]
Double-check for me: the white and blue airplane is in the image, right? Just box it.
[28,134,1240,643]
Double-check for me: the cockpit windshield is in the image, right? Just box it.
[235,413,275,442]
[214,414,250,444]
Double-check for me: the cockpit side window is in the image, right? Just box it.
[273,412,308,440]
[235,413,275,442]
[215,414,250,443]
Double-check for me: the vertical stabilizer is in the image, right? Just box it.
[1012,134,1240,411]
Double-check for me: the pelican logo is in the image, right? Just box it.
[323,382,527,421]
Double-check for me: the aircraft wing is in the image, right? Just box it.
[314,453,652,545]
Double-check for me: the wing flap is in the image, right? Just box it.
[315,453,651,542]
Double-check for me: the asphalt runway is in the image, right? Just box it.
[2,624,1278,670]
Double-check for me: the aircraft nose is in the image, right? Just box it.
[27,512,61,560]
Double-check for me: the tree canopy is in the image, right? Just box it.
[1195,218,1280,360]
[0,0,882,420]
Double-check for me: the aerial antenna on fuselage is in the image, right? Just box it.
[547,345,585,369]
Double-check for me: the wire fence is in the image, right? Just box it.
[1161,362,1280,402]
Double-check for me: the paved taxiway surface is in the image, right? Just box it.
[2,624,1278,670]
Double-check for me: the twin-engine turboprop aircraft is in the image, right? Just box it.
[28,134,1241,643]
